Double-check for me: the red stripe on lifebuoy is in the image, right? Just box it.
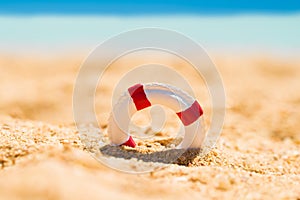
[128,84,151,111]
[176,100,203,126]
[121,136,136,148]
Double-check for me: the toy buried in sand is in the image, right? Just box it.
[108,82,206,149]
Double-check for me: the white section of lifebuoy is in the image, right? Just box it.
[108,82,206,149]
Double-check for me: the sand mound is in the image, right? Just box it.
[0,54,300,199]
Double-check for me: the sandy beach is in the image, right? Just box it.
[0,53,300,199]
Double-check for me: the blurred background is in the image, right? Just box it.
[1,1,300,57]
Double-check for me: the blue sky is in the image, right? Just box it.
[1,0,300,15]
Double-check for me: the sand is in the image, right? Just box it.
[0,53,300,199]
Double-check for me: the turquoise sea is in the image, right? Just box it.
[1,14,299,57]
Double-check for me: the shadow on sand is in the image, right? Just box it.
[100,145,201,166]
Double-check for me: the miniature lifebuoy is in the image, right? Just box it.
[108,83,205,149]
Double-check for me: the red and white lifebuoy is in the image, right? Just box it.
[108,82,205,149]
